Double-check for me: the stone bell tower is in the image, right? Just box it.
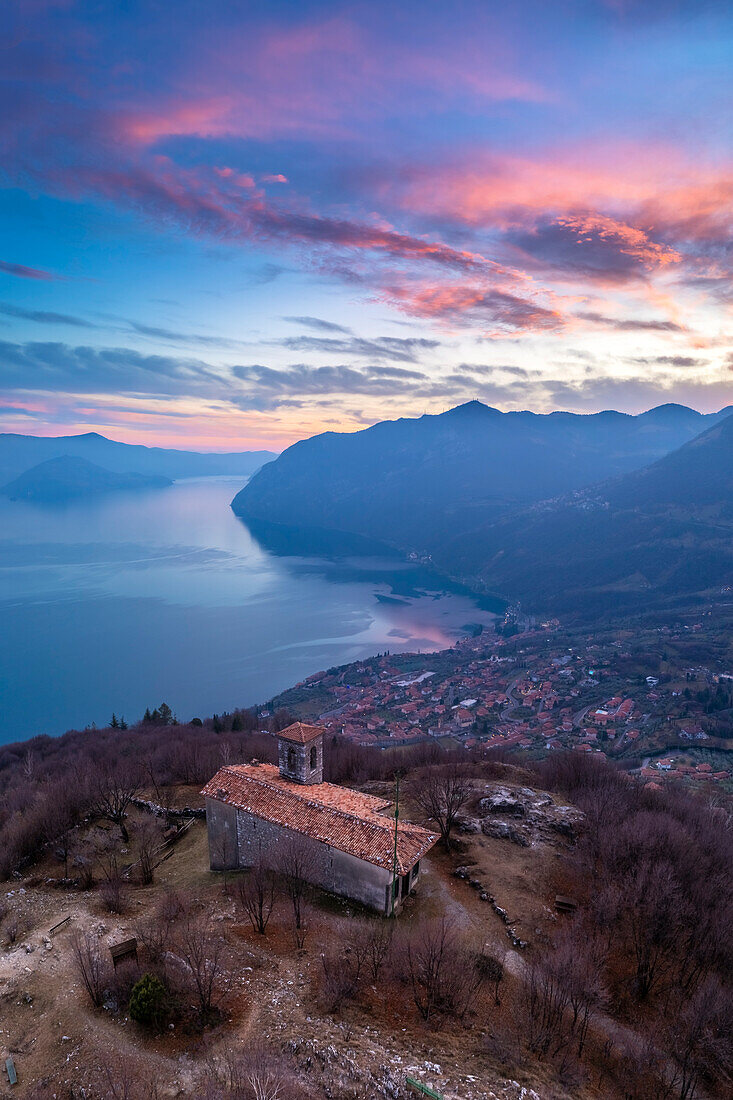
[277,722,324,785]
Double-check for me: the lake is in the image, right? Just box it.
[0,478,501,744]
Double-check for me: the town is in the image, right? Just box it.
[268,603,733,792]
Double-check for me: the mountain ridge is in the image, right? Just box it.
[445,413,733,615]
[232,400,731,554]
[0,431,276,484]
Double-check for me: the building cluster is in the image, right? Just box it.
[268,618,731,791]
[641,756,730,789]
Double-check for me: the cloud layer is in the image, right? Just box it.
[1,0,731,447]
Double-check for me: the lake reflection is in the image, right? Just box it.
[0,478,499,743]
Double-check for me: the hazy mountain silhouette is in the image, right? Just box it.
[445,414,733,615]
[2,456,172,502]
[232,401,731,555]
[0,431,276,485]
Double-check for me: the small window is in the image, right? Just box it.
[287,746,295,769]
[310,745,317,769]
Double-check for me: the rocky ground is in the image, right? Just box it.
[0,780,588,1099]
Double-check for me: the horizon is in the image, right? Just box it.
[4,397,733,456]
[2,0,732,450]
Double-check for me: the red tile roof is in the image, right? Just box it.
[277,721,325,744]
[202,764,437,873]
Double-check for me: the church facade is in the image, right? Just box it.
[202,722,437,914]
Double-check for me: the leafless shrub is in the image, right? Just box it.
[4,909,30,946]
[89,1050,163,1099]
[136,817,162,886]
[403,917,485,1023]
[290,902,310,951]
[157,886,187,925]
[235,857,278,935]
[106,957,142,1008]
[272,835,315,932]
[477,952,504,1005]
[210,1040,300,1099]
[173,911,225,1018]
[99,877,127,914]
[663,976,733,1100]
[319,920,372,1013]
[43,793,77,878]
[89,762,142,842]
[135,913,170,965]
[72,929,109,1008]
[91,827,121,882]
[361,918,394,982]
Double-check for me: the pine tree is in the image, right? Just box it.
[110,713,119,729]
[157,702,173,726]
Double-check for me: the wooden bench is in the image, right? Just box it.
[109,937,138,968]
[406,1077,443,1099]
[555,895,578,914]
[5,1056,17,1086]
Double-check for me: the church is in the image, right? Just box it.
[202,722,437,914]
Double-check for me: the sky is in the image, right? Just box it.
[1,0,731,452]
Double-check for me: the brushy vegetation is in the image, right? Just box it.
[1,706,731,1098]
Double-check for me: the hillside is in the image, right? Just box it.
[0,431,276,484]
[447,414,733,615]
[0,704,729,1100]
[1,455,173,502]
[232,401,730,555]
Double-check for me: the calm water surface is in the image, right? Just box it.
[0,478,498,743]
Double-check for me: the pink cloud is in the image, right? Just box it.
[380,280,565,334]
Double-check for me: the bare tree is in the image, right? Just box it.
[409,763,471,850]
[91,829,127,912]
[135,913,170,965]
[236,854,278,935]
[72,929,109,1008]
[272,835,315,932]
[477,952,505,1006]
[561,929,607,1059]
[90,1051,162,1100]
[320,919,372,1013]
[99,877,127,914]
[210,1041,299,1100]
[136,818,162,886]
[89,762,141,842]
[404,917,484,1023]
[664,977,733,1100]
[362,919,394,982]
[174,911,225,1018]
[43,792,76,879]
[621,855,682,1000]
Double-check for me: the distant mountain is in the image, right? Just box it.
[232,401,731,557]
[2,456,172,502]
[0,432,276,485]
[446,414,733,615]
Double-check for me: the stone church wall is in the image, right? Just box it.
[233,807,393,913]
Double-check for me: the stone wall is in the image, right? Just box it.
[205,796,239,870]
[234,806,393,913]
[205,793,421,914]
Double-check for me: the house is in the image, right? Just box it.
[202,722,438,915]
